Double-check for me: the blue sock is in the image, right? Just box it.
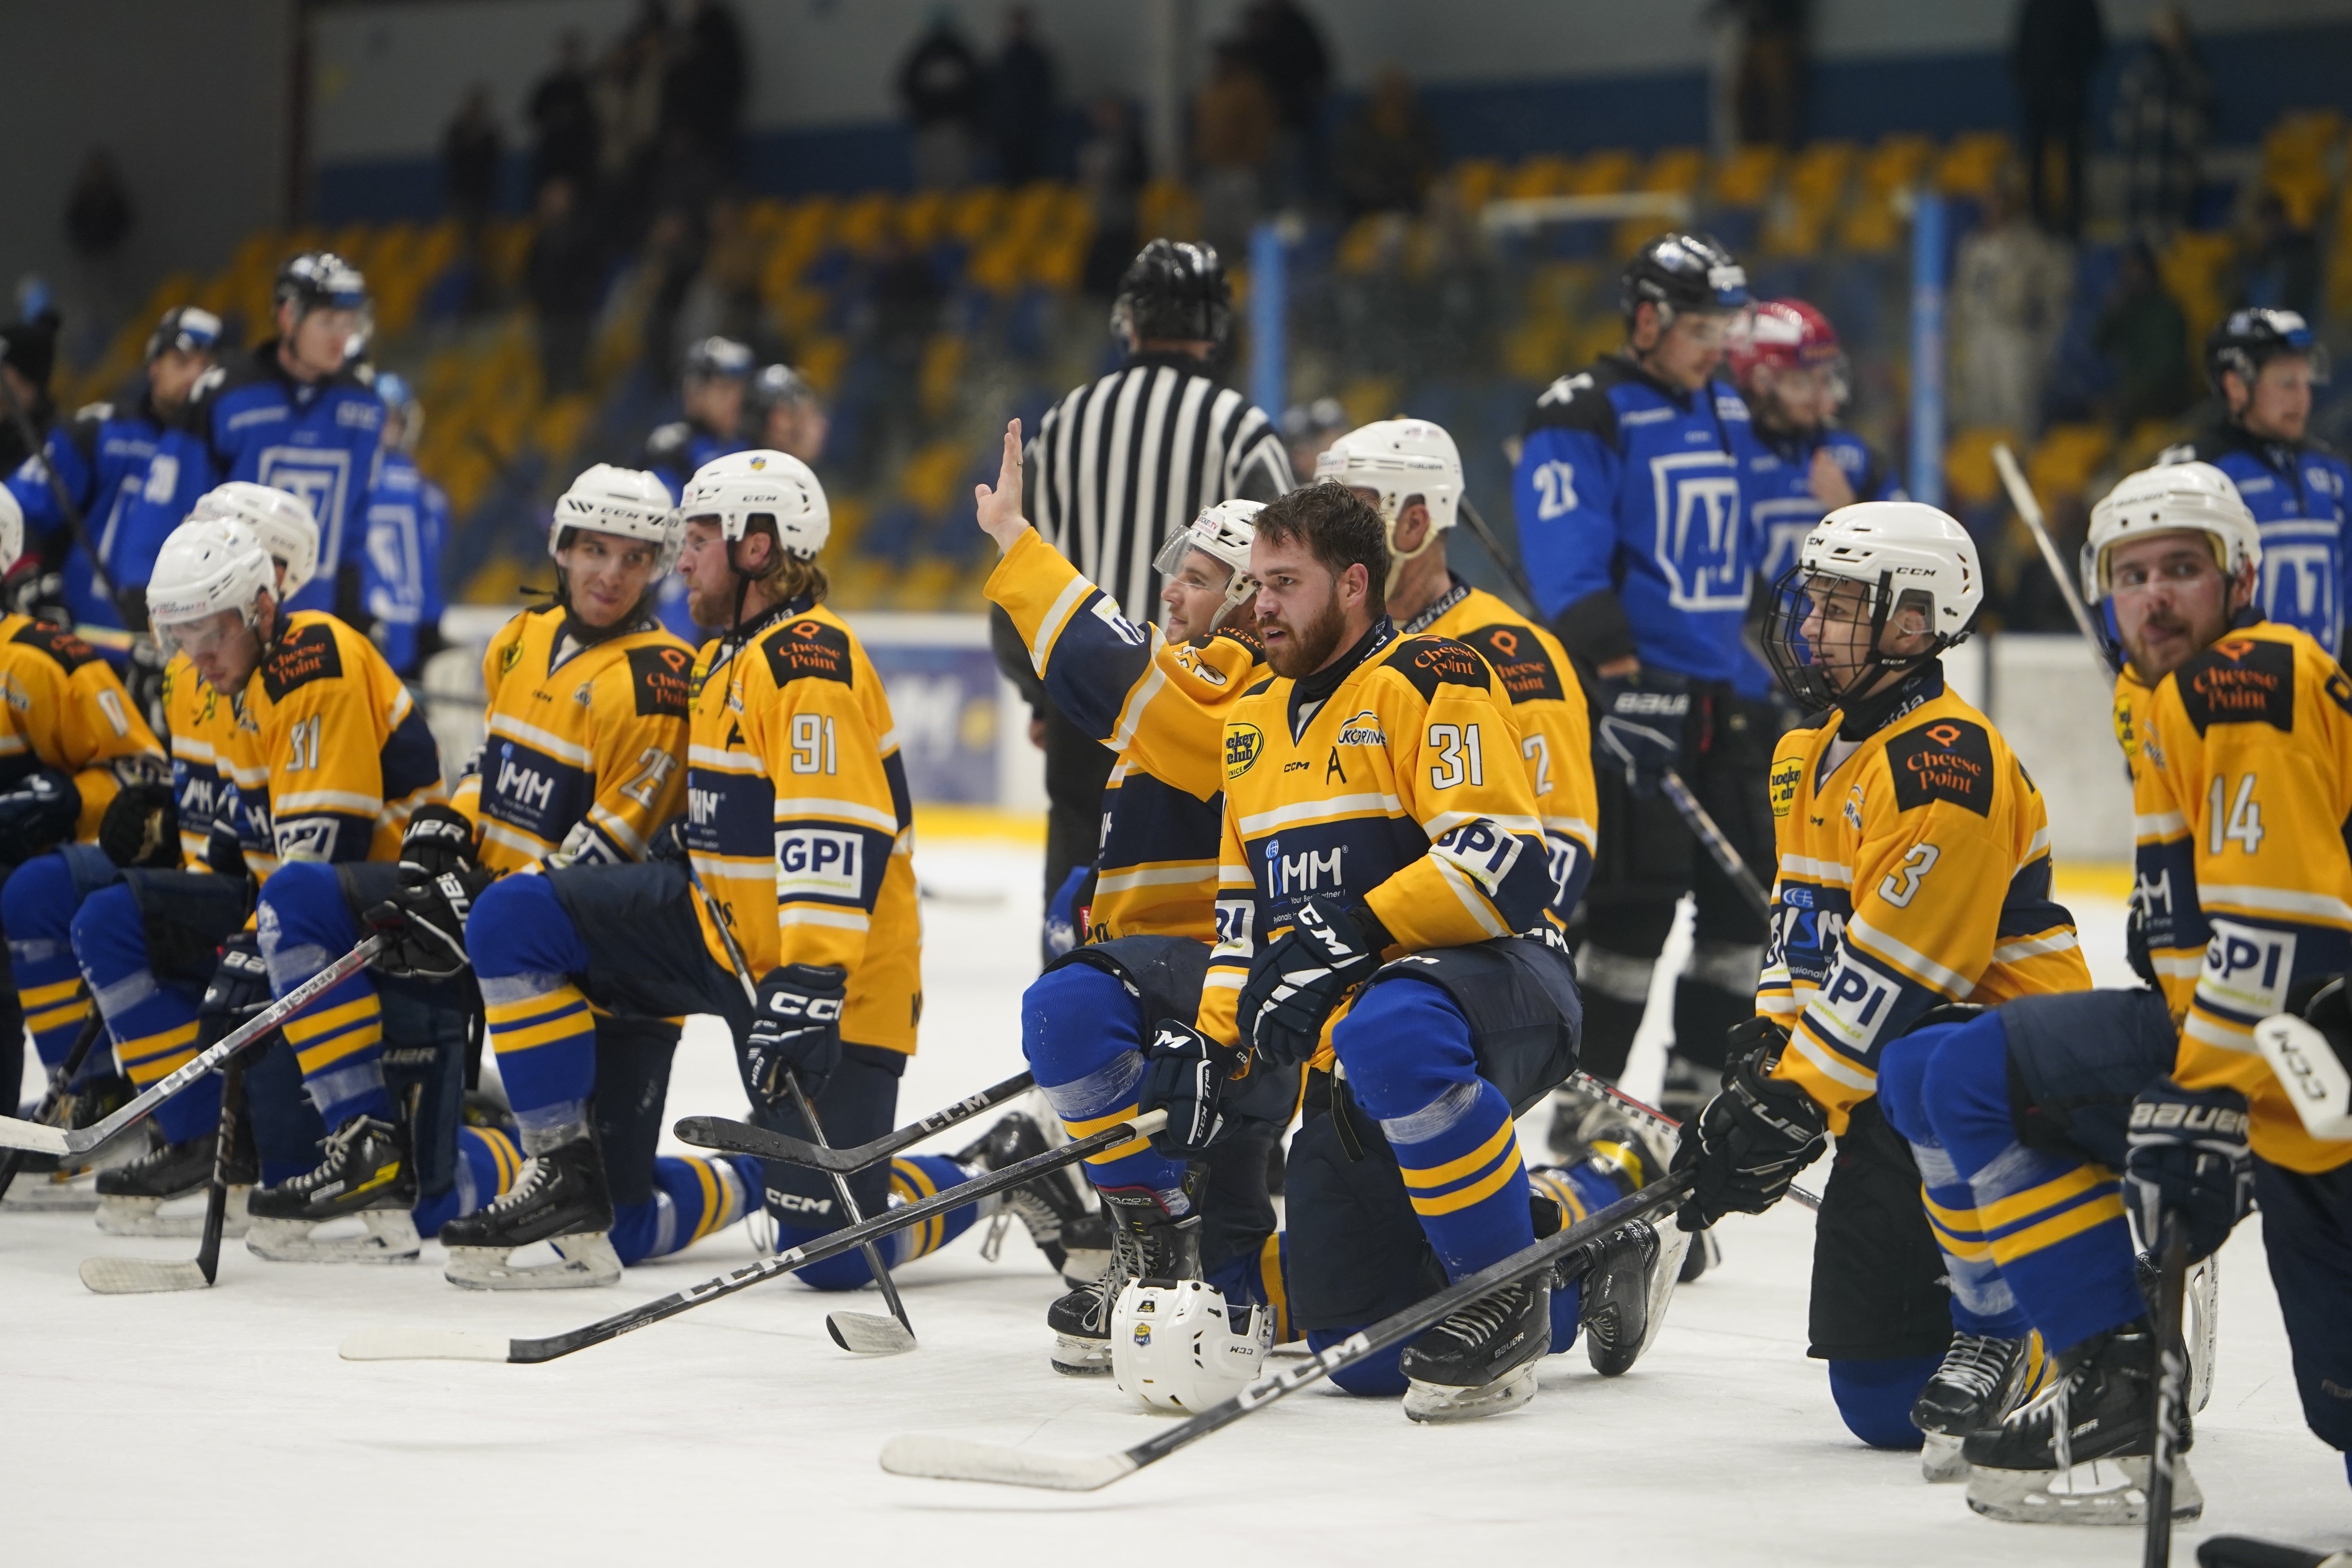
[3,852,98,1075]
[412,1124,524,1238]
[613,1154,763,1265]
[468,874,599,1141]
[73,885,217,1145]
[1026,961,1191,1208]
[1313,1327,1408,1397]
[1208,1230,1295,1345]
[778,1153,989,1289]
[1827,1356,1942,1450]
[259,863,392,1128]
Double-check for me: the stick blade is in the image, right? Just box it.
[0,1118,72,1156]
[79,1256,213,1294]
[826,1310,918,1355]
[338,1327,514,1363]
[879,1434,1136,1491]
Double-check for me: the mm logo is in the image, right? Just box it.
[1226,722,1263,779]
[1769,756,1803,818]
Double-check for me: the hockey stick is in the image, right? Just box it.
[2194,1540,2352,1568]
[881,1167,1696,1490]
[2145,1211,2192,1568]
[1991,442,2119,690]
[1565,1069,1822,1213]
[1455,497,1540,617]
[80,1052,249,1294]
[680,856,915,1355]
[337,1107,1169,1364]
[675,1069,1037,1174]
[0,1006,105,1202]
[0,935,387,1156]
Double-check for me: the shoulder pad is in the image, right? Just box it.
[1457,621,1565,703]
[1207,624,1263,659]
[1522,365,1620,443]
[626,642,695,717]
[9,619,101,673]
[1883,716,1997,817]
[760,615,854,688]
[260,620,347,701]
[1243,676,1276,697]
[645,421,691,463]
[1384,634,1491,701]
[2173,634,2296,735]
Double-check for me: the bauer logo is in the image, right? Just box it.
[1226,722,1263,779]
[776,828,864,898]
[1769,755,1803,818]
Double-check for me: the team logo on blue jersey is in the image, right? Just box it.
[1650,451,1747,610]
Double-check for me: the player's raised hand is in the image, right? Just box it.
[1807,445,1856,511]
[974,418,1027,554]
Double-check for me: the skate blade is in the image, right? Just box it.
[79,1256,214,1294]
[1677,1228,1719,1285]
[443,1233,622,1291]
[1920,1432,1968,1483]
[3,1175,100,1211]
[1050,1333,1114,1376]
[245,1209,420,1264]
[827,1310,918,1354]
[1402,1364,1539,1424]
[1964,1455,2203,1525]
[94,1189,250,1239]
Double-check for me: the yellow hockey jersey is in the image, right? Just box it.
[1402,576,1599,917]
[987,527,1262,944]
[160,650,240,869]
[0,612,167,841]
[1195,623,1556,1052]
[451,606,693,873]
[2126,622,2352,1174]
[1758,665,2092,1131]
[217,611,446,877]
[685,600,920,1055]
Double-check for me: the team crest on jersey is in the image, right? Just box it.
[1335,710,1385,746]
[501,637,524,674]
[1172,644,1227,686]
[2112,696,2139,759]
[1226,722,1263,779]
[1769,755,1803,818]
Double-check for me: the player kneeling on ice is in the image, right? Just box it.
[1137,483,1674,1424]
[1862,465,2352,1525]
[1673,503,2095,1472]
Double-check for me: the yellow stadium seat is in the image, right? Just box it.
[1945,427,2022,510]
[900,441,970,517]
[2026,423,2114,511]
[1642,147,1706,196]
[1938,132,2012,197]
[1571,150,1637,197]
[1713,146,1782,208]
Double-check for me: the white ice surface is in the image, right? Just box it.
[6,847,2349,1566]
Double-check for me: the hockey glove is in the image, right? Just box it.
[201,933,276,1027]
[1236,899,1388,1069]
[743,964,847,1107]
[1594,669,1691,800]
[1674,1023,1827,1231]
[0,767,81,869]
[365,865,495,981]
[2123,1077,2253,1263]
[1140,1018,1240,1158]
[396,803,479,886]
[647,814,691,865]
[98,782,181,869]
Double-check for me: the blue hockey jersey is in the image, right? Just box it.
[645,418,745,642]
[361,449,449,677]
[120,343,386,617]
[1515,357,1766,681]
[1734,426,1903,699]
[6,394,173,629]
[2159,427,2352,655]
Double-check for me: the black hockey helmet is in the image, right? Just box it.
[274,251,368,319]
[1112,239,1232,349]
[2208,307,2330,392]
[1621,232,1751,325]
[682,335,754,384]
[145,305,223,363]
[748,361,820,414]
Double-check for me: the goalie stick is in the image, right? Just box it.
[675,1069,1038,1174]
[0,1006,105,1203]
[337,1107,1168,1365]
[79,1052,249,1295]
[0,935,387,1157]
[880,1167,1697,1491]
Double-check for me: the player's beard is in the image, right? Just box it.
[1263,588,1348,679]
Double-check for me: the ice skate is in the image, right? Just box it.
[95,1129,255,1238]
[439,1132,621,1290]
[245,1115,421,1264]
[956,1111,1111,1287]
[1913,1331,2036,1482]
[1962,1318,2202,1525]
[6,1078,143,1211]
[1045,1180,1200,1376]
[1399,1273,1552,1423]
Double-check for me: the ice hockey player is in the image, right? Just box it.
[747,363,829,466]
[2158,309,2351,657]
[0,486,169,1130]
[1146,481,1645,1423]
[644,336,753,641]
[118,254,385,620]
[1512,233,1775,1148]
[976,424,1280,1372]
[358,370,449,679]
[1673,500,2094,1474]
[1867,463,2351,1523]
[5,304,221,632]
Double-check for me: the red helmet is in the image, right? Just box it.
[1728,298,1842,379]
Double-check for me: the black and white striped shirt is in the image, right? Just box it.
[1027,352,1294,622]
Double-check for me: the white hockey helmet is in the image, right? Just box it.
[1152,498,1265,632]
[1316,419,1463,590]
[0,485,22,575]
[1762,501,1983,708]
[190,482,320,601]
[680,449,829,559]
[2081,461,2261,605]
[550,463,684,575]
[147,518,276,658]
[1110,1276,1273,1413]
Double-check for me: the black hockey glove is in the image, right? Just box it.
[0,767,81,868]
[1236,899,1388,1069]
[201,933,276,1027]
[1674,1022,1827,1232]
[743,963,847,1106]
[365,865,494,981]
[1594,668,1691,800]
[2123,1076,2253,1263]
[1140,1018,1240,1159]
[395,803,479,886]
[648,814,690,865]
[98,782,181,869]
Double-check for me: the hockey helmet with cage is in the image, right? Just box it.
[145,306,223,364]
[1762,501,1983,710]
[275,252,368,319]
[1152,498,1265,632]
[1727,298,1847,403]
[1621,232,1751,325]
[682,336,755,385]
[1110,1276,1273,1414]
[2080,461,2261,609]
[1111,239,1232,351]
[550,464,684,575]
[1315,418,1464,593]
[146,518,277,661]
[680,449,829,559]
[2208,307,2330,394]
[0,485,22,576]
[190,483,321,602]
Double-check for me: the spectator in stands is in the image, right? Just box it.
[992,7,1058,187]
[2010,0,2105,239]
[1951,172,2074,433]
[2234,190,2322,320]
[1194,38,1279,261]
[444,86,504,229]
[1076,94,1149,299]
[674,195,762,359]
[526,177,607,396]
[1333,68,1443,218]
[63,150,132,267]
[2112,6,2211,238]
[1243,0,1330,207]
[2094,239,2196,430]
[597,10,669,242]
[662,0,748,179]
[1727,0,1809,149]
[529,30,602,198]
[900,12,987,190]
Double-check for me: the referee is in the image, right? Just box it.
[990,239,1294,957]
